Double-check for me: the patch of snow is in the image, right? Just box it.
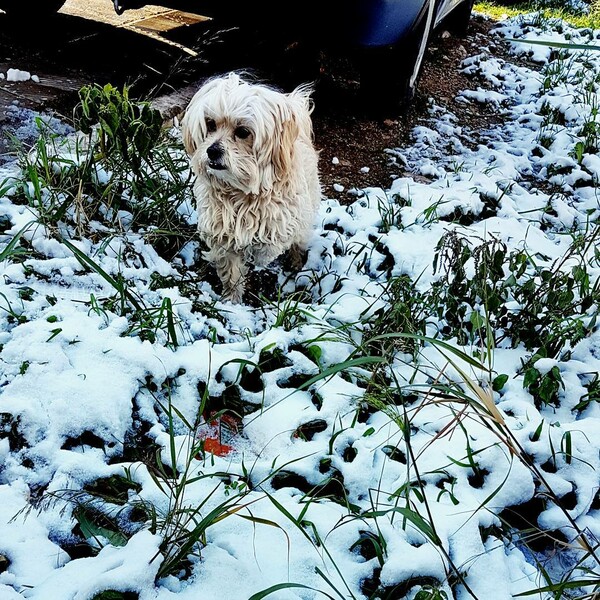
[6,69,31,83]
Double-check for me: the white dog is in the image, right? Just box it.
[181,72,322,303]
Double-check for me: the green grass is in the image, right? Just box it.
[475,0,600,29]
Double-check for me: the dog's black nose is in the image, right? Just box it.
[206,143,224,161]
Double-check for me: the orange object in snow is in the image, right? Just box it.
[196,411,242,457]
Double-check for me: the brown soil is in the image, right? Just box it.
[311,13,509,199]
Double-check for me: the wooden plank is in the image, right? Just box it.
[0,87,40,118]
[60,0,173,26]
[131,11,210,33]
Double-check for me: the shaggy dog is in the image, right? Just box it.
[181,72,322,303]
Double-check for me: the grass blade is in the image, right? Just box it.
[249,583,338,600]
[60,236,142,311]
[0,220,36,262]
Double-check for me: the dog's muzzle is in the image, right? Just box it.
[206,142,227,171]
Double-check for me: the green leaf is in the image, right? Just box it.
[287,356,386,394]
[307,344,322,363]
[550,366,563,385]
[523,367,540,390]
[0,220,36,262]
[75,509,127,547]
[469,310,484,330]
[46,328,62,342]
[530,421,544,442]
[562,431,573,464]
[538,375,559,404]
[164,297,178,348]
[360,506,439,545]
[492,374,508,392]
[516,578,600,596]
[60,237,142,312]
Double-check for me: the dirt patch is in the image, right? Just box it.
[311,14,511,199]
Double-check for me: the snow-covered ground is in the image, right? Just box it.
[1,10,600,600]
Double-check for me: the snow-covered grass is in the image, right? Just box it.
[1,9,600,600]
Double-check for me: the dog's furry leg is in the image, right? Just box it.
[213,251,248,303]
[252,245,281,268]
[288,243,308,271]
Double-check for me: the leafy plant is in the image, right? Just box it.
[415,585,448,600]
[10,87,194,259]
[573,372,600,412]
[424,227,600,360]
[261,290,313,331]
[523,362,564,408]
[74,83,163,175]
[126,297,181,347]
[376,191,410,233]
[363,274,428,357]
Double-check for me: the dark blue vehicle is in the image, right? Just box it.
[0,0,474,108]
[344,0,475,107]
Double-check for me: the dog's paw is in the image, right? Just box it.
[221,285,244,304]
[286,244,308,271]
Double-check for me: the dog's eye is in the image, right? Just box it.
[234,126,251,140]
[205,118,217,133]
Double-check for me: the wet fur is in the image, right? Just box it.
[181,73,321,302]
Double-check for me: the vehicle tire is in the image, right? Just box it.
[0,0,66,16]
[442,0,475,37]
[357,2,433,115]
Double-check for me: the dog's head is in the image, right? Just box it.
[181,72,314,196]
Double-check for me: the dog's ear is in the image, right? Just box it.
[272,116,299,180]
[288,83,315,139]
[180,85,213,156]
[180,108,198,156]
[271,84,315,178]
[271,85,315,180]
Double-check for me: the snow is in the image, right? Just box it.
[6,69,32,83]
[1,68,40,84]
[1,9,600,600]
